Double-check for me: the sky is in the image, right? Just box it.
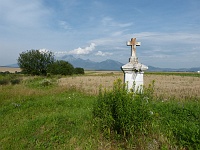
[0,0,200,68]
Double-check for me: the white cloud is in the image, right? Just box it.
[95,51,113,56]
[68,43,96,55]
[55,43,96,56]
[39,48,50,54]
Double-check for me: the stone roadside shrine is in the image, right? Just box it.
[121,38,148,92]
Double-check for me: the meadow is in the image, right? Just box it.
[0,71,200,149]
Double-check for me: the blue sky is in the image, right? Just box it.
[0,0,200,68]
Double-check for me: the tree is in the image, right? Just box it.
[74,67,84,74]
[17,49,54,75]
[47,60,74,75]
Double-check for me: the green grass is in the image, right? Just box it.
[1,75,200,149]
[0,88,99,149]
[150,99,200,149]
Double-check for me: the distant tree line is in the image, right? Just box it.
[17,49,84,75]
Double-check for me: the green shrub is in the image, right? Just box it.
[74,67,84,74]
[93,79,154,138]
[0,74,21,85]
[10,78,21,85]
[47,60,74,75]
[0,78,9,85]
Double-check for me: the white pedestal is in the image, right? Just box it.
[121,61,147,93]
[124,71,144,92]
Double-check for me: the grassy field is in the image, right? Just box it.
[0,71,200,149]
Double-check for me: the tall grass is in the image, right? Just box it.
[93,79,153,137]
[93,79,200,149]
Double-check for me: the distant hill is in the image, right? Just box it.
[7,64,19,68]
[3,55,200,72]
[60,55,200,72]
[59,55,124,71]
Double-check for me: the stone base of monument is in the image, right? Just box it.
[122,61,147,92]
[123,71,144,92]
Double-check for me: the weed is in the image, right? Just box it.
[93,79,154,139]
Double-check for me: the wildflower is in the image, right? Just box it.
[150,111,154,115]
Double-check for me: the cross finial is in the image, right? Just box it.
[127,38,141,62]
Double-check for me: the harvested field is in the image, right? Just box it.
[145,74,200,99]
[59,71,123,95]
[59,71,200,99]
[0,67,21,73]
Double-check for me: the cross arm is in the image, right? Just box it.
[127,38,141,46]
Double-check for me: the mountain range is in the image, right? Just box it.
[3,55,200,72]
[59,55,123,71]
[59,55,200,72]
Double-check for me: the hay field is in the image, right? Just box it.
[59,71,200,98]
[0,67,21,73]
[145,74,200,99]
